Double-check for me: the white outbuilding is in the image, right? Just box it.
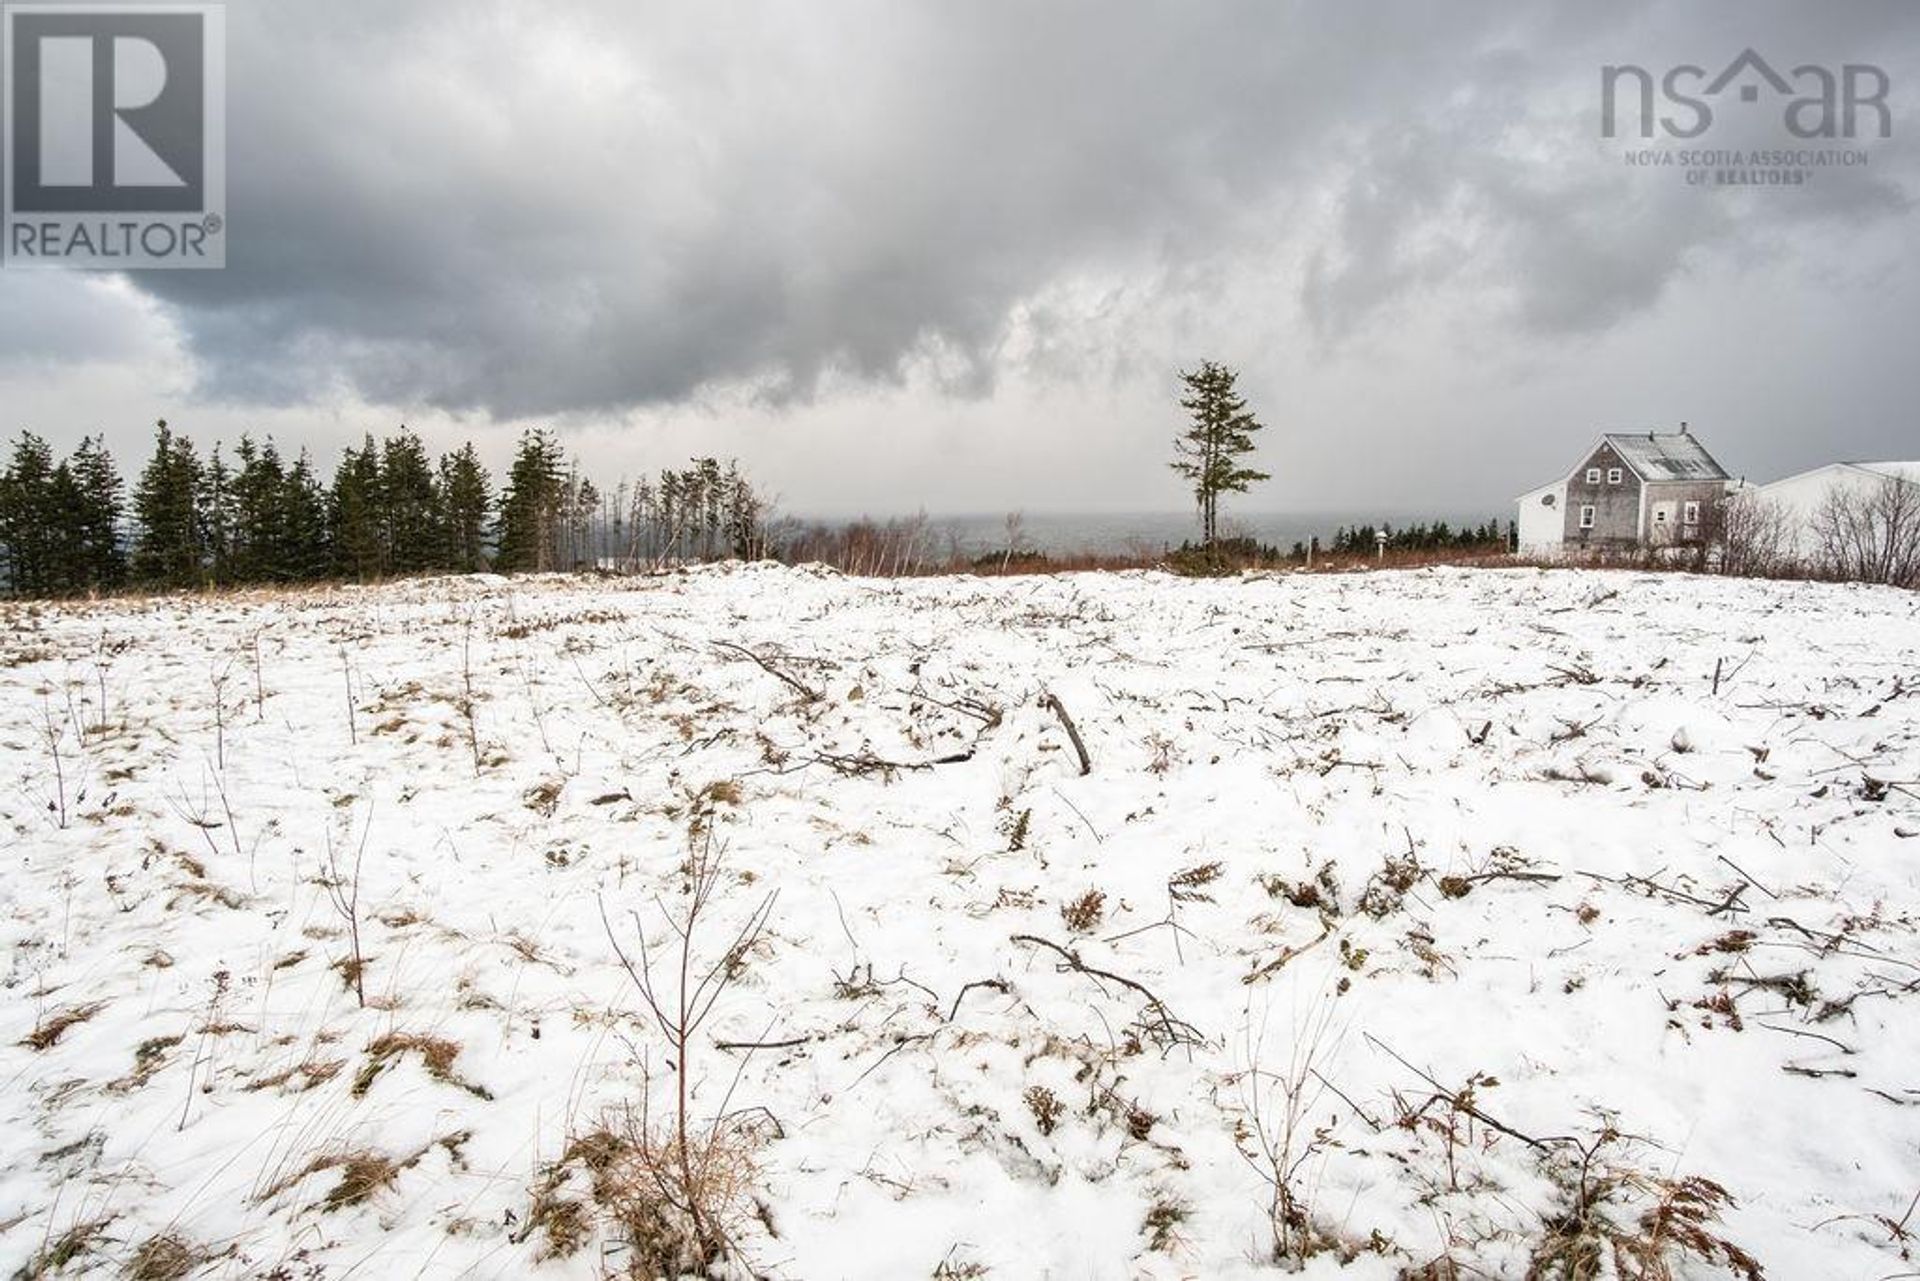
[1735,460,1920,562]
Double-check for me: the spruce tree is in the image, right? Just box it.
[201,446,236,585]
[67,435,125,590]
[132,420,204,588]
[0,433,59,594]
[330,434,385,581]
[380,428,443,573]
[438,443,492,572]
[1170,361,1270,554]
[281,450,332,580]
[495,429,564,572]
[231,434,286,582]
[45,462,87,593]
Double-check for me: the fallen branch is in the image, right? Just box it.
[1011,934,1200,1050]
[1364,1033,1578,1154]
[713,1034,815,1053]
[1041,691,1092,776]
[712,640,821,703]
[946,978,1011,1022]
[1242,928,1333,986]
[812,748,975,778]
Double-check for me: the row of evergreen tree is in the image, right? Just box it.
[0,422,770,596]
[1324,519,1512,555]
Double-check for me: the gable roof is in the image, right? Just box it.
[1602,431,1729,482]
[1855,461,1920,485]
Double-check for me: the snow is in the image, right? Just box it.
[2,564,1917,1279]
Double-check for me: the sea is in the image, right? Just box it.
[789,510,1509,559]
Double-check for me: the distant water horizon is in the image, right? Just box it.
[781,509,1509,558]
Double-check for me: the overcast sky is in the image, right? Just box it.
[2,1,1916,517]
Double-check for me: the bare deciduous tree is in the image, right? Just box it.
[1810,474,1920,588]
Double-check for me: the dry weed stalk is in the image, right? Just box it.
[1237,990,1351,1266]
[38,689,72,829]
[1526,1130,1764,1281]
[250,626,267,720]
[598,832,777,1269]
[459,616,483,774]
[323,805,373,1008]
[208,657,234,771]
[340,648,356,746]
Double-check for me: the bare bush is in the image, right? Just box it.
[1527,1130,1764,1281]
[597,833,777,1272]
[1236,995,1353,1266]
[1810,473,1920,588]
[1713,493,1792,579]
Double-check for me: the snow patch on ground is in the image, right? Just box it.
[1,565,1916,1278]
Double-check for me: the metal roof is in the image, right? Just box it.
[1603,431,1729,482]
[1854,461,1920,485]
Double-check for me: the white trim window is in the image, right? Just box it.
[1579,505,1596,529]
[1607,467,1622,484]
[1586,468,1602,484]
[1653,508,1669,524]
[1683,500,1700,526]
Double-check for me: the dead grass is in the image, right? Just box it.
[1526,1139,1764,1281]
[523,778,564,816]
[1143,1196,1191,1253]
[22,1216,112,1274]
[166,878,247,911]
[1023,1085,1065,1136]
[264,1149,408,1212]
[243,1056,344,1094]
[353,1032,493,1100]
[522,1109,769,1277]
[110,1033,185,1091]
[127,1232,207,1281]
[330,954,371,994]
[20,1001,105,1050]
[1060,890,1106,934]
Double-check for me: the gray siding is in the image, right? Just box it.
[1642,480,1727,546]
[1563,441,1641,549]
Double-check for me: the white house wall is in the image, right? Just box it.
[1516,482,1567,556]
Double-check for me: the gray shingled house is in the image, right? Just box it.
[1515,426,1732,558]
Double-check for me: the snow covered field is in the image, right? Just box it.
[2,564,1916,1280]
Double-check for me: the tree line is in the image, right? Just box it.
[1322,519,1512,556]
[0,422,771,596]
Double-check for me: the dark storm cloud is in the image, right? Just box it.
[102,1,1920,420]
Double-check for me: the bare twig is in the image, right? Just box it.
[1041,691,1092,775]
[1011,933,1200,1049]
[711,640,820,703]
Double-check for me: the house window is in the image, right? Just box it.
[1579,505,1596,529]
[1585,468,1601,484]
[1683,501,1700,526]
[1607,468,1622,484]
[1654,508,1668,523]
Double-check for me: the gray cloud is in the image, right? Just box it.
[122,0,1912,420]
[3,0,1918,513]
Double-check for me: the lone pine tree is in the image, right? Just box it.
[1170,361,1269,554]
